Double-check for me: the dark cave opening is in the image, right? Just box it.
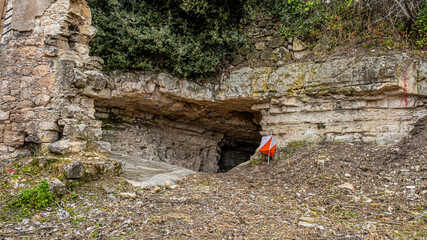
[94,97,264,173]
[217,140,260,173]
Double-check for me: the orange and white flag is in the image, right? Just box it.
[258,133,277,157]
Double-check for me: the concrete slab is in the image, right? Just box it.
[109,152,195,187]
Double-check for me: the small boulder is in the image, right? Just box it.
[118,192,137,199]
[338,182,355,192]
[49,179,66,195]
[293,38,306,51]
[48,139,87,155]
[151,187,161,194]
[298,221,315,228]
[64,161,85,179]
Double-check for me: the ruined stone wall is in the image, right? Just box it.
[0,0,108,162]
[231,9,310,66]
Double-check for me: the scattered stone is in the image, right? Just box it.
[300,217,314,222]
[164,180,171,189]
[103,185,116,194]
[298,221,315,228]
[151,187,161,194]
[338,182,355,192]
[317,225,325,230]
[64,161,85,179]
[118,192,137,199]
[49,179,66,195]
[170,185,179,189]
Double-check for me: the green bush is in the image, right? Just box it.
[412,3,427,49]
[88,0,246,80]
[88,0,425,80]
[9,179,54,211]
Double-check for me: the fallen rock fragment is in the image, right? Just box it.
[118,192,137,199]
[64,161,85,179]
[298,221,315,228]
[164,180,171,189]
[49,179,66,195]
[151,187,161,194]
[300,217,314,222]
[338,182,355,192]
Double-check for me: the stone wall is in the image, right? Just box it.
[231,10,310,66]
[0,0,426,173]
[0,0,108,162]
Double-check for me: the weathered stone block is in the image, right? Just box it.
[293,38,306,51]
[247,51,260,60]
[268,36,285,48]
[3,131,25,147]
[48,139,87,154]
[261,50,274,60]
[41,131,59,143]
[49,179,66,195]
[64,161,85,179]
[231,55,245,65]
[0,111,10,120]
[255,42,266,50]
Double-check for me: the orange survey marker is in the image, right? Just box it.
[258,133,277,163]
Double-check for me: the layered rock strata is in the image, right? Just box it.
[0,0,426,172]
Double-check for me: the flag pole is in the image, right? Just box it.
[268,130,272,164]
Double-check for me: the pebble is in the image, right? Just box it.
[338,182,355,191]
[151,187,161,194]
[300,217,314,222]
[298,221,315,228]
[118,192,137,199]
[317,225,325,230]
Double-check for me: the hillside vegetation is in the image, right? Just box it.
[88,0,426,80]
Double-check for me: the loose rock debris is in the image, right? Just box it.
[1,119,427,239]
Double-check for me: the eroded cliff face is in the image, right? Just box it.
[0,0,426,172]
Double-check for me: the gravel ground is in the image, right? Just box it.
[1,119,426,239]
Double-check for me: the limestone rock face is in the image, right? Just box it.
[0,0,426,174]
[64,161,85,179]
